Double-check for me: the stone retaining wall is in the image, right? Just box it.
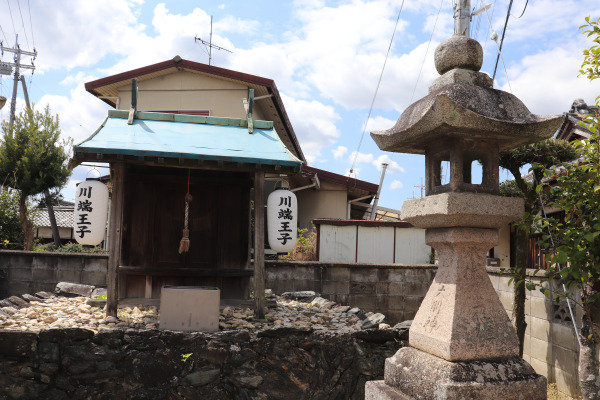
[265,261,436,325]
[0,251,108,299]
[0,327,404,399]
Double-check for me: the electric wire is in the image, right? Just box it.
[27,0,34,48]
[16,0,29,49]
[481,0,498,62]
[513,0,528,18]
[0,24,8,43]
[6,0,16,37]
[408,0,444,105]
[492,0,513,81]
[348,0,405,176]
[483,6,512,92]
[473,0,484,39]
[537,191,581,347]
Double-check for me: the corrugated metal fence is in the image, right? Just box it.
[314,219,430,264]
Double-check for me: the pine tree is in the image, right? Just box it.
[0,105,72,250]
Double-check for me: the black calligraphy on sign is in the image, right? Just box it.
[277,221,293,245]
[77,199,93,212]
[278,208,293,220]
[78,186,93,198]
[276,195,294,245]
[278,196,291,207]
[76,186,94,238]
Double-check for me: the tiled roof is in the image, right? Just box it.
[33,206,74,229]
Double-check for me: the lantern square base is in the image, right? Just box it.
[365,347,546,400]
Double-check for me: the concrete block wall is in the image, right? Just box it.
[488,267,581,397]
[0,251,583,396]
[0,250,108,298]
[265,261,436,325]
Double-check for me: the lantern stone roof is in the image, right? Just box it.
[371,35,563,154]
[70,110,302,173]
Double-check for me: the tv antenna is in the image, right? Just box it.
[194,16,232,66]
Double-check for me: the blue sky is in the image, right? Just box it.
[1,0,599,211]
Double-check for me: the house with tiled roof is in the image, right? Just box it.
[33,201,77,243]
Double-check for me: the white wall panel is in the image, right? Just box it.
[319,225,357,262]
[356,226,394,263]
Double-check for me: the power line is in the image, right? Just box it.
[481,0,498,60]
[348,0,405,176]
[6,0,16,35]
[0,24,8,43]
[27,0,34,47]
[492,0,513,81]
[513,0,528,18]
[482,6,512,92]
[16,0,30,49]
[409,0,444,104]
[473,0,484,39]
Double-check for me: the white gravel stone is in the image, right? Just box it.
[0,292,390,335]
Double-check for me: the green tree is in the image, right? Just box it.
[0,105,72,250]
[0,188,23,248]
[499,139,577,357]
[532,16,600,400]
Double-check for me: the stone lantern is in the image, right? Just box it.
[365,12,563,400]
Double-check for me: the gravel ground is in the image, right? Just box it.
[0,291,392,334]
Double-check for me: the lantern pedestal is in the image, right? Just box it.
[365,193,547,399]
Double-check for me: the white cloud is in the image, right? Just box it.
[37,82,109,144]
[365,116,396,132]
[390,180,404,189]
[497,0,600,45]
[501,44,600,115]
[60,72,97,87]
[348,151,374,164]
[214,16,260,35]
[280,94,340,163]
[3,0,147,73]
[333,145,348,159]
[372,154,405,173]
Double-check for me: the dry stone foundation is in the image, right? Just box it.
[0,325,404,400]
[0,288,409,399]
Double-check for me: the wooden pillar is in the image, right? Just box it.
[253,170,265,319]
[107,162,125,317]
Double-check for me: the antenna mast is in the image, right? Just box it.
[194,16,232,66]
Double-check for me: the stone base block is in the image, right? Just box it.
[366,381,412,400]
[365,347,546,399]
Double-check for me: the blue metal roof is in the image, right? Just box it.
[74,110,302,167]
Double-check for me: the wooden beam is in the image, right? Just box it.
[107,109,274,130]
[145,275,152,299]
[107,162,125,317]
[253,171,265,319]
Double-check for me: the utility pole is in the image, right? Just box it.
[194,16,232,66]
[453,0,472,36]
[1,34,37,124]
